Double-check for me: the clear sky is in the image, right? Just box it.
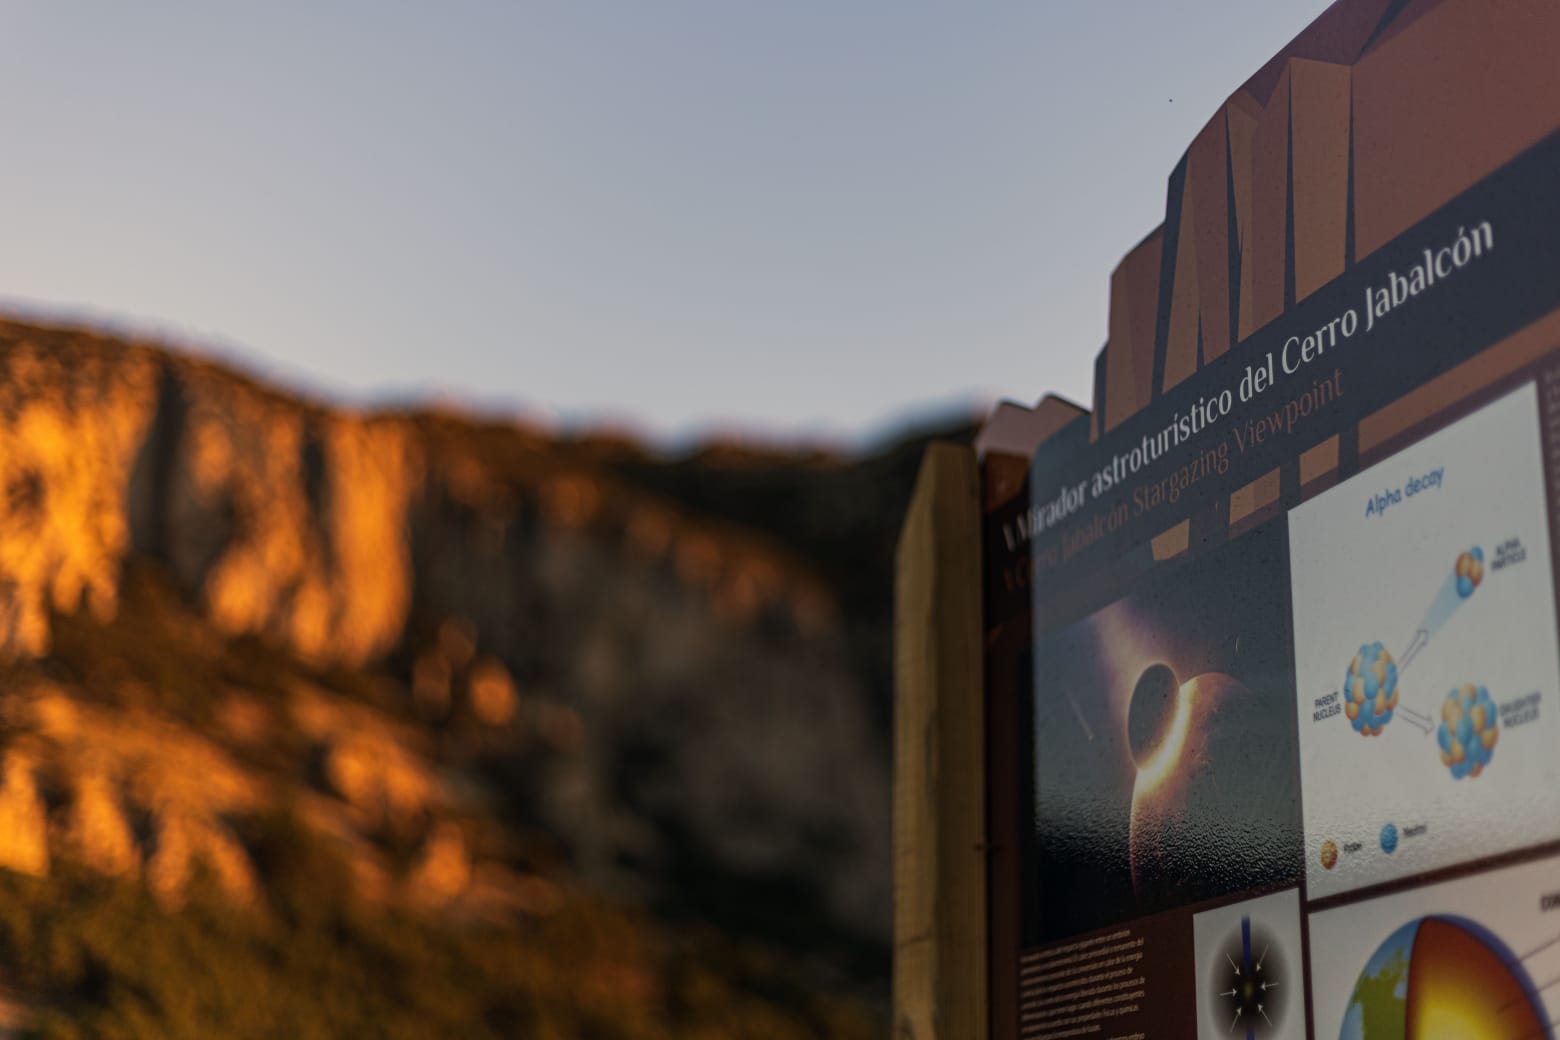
[0,3,1333,445]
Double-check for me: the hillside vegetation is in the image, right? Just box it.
[0,317,971,1036]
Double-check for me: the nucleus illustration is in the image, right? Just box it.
[1344,643,1399,736]
[1455,547,1486,599]
[1397,545,1494,674]
[1437,684,1499,779]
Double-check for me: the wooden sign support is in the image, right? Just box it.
[892,441,987,1039]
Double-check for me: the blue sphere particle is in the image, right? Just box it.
[1457,575,1475,599]
[1380,823,1399,855]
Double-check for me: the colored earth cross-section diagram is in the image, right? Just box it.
[1339,916,1548,1039]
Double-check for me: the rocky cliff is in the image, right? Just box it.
[0,315,970,1036]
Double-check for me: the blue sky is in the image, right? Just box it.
[0,3,1332,445]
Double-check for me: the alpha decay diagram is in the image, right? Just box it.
[1328,542,1542,781]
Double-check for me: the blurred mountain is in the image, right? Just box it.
[0,315,974,1038]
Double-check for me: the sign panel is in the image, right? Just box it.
[984,2,1560,1037]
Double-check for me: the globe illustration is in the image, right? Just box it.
[1342,921,1412,1038]
[1340,916,1547,1039]
[1126,666,1295,908]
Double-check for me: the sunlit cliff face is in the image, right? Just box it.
[0,342,157,655]
[0,321,842,668]
[0,318,897,969]
[0,333,424,664]
[167,375,423,666]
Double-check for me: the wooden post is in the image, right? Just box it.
[893,441,986,1040]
